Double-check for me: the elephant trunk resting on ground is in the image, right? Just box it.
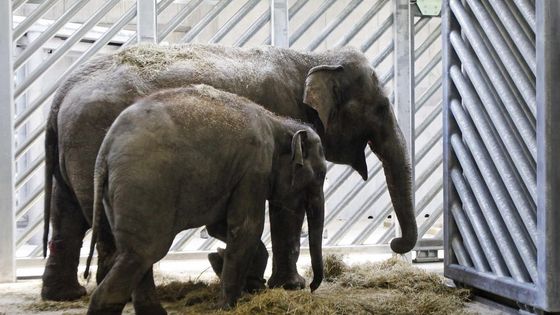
[83,85,326,314]
[42,43,417,301]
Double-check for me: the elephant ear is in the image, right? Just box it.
[291,130,308,166]
[303,65,344,129]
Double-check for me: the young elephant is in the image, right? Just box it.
[85,85,326,314]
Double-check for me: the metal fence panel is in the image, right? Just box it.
[443,0,560,311]
[6,1,444,271]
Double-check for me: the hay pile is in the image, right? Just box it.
[162,255,472,315]
[25,256,472,314]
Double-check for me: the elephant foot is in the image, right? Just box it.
[134,303,167,315]
[209,249,267,293]
[41,239,86,301]
[245,277,266,293]
[87,304,123,315]
[41,282,87,301]
[268,272,305,290]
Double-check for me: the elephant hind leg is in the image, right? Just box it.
[132,267,166,315]
[95,209,117,285]
[87,251,153,315]
[41,179,88,301]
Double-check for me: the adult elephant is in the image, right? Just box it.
[41,43,417,301]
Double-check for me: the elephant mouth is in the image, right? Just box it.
[351,141,369,181]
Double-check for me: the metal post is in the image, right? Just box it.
[270,0,289,48]
[393,0,415,257]
[137,0,158,43]
[0,0,16,283]
[536,0,560,312]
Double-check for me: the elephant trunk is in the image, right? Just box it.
[369,98,418,254]
[307,191,324,292]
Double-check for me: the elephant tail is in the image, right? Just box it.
[84,152,108,280]
[43,106,59,258]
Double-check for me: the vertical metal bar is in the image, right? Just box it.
[536,0,560,311]
[0,0,16,283]
[137,0,157,43]
[442,0,460,270]
[270,0,289,48]
[393,0,415,252]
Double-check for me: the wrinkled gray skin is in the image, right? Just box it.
[42,44,417,301]
[84,85,326,314]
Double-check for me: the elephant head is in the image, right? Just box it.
[302,51,417,254]
[268,129,326,291]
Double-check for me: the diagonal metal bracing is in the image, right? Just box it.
[451,232,474,268]
[448,201,491,272]
[449,114,537,283]
[451,0,536,117]
[158,0,205,43]
[417,204,443,239]
[180,0,231,43]
[12,0,60,40]
[512,0,535,33]
[170,228,202,252]
[16,215,43,249]
[450,33,536,206]
[14,3,138,255]
[360,15,393,53]
[450,169,510,277]
[14,0,89,71]
[487,0,535,75]
[14,3,137,162]
[12,0,27,12]
[15,155,43,190]
[15,121,45,160]
[209,0,261,44]
[336,0,389,48]
[305,0,363,51]
[505,0,534,44]
[449,149,532,283]
[450,66,537,244]
[14,0,122,100]
[16,184,43,221]
[449,30,536,161]
[289,0,336,46]
[479,0,534,89]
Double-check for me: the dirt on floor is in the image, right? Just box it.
[0,256,475,315]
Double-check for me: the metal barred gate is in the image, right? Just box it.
[443,0,560,312]
[0,0,444,281]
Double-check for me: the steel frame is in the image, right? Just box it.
[0,0,16,283]
[443,0,560,311]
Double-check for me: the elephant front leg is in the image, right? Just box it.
[42,180,89,301]
[220,178,266,307]
[207,222,268,293]
[267,205,306,290]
